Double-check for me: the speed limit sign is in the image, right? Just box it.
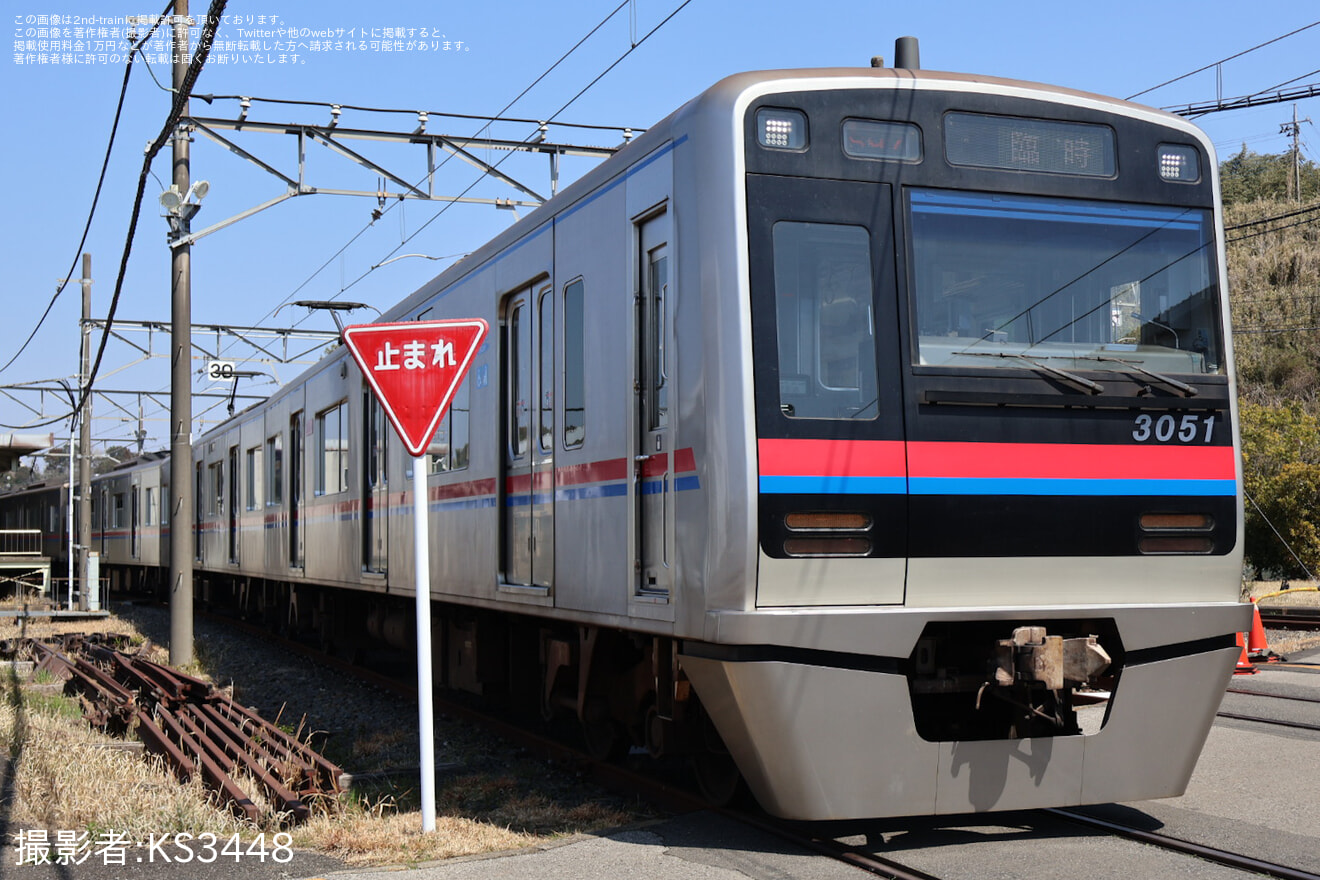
[206,360,236,382]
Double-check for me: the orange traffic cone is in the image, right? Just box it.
[1246,598,1286,663]
[1234,631,1257,675]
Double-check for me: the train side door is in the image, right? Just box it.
[532,286,555,588]
[193,463,202,562]
[502,285,555,591]
[228,445,239,564]
[636,211,672,597]
[130,484,140,559]
[746,175,908,605]
[363,393,388,574]
[289,411,304,569]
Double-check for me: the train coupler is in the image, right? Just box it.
[994,626,1111,691]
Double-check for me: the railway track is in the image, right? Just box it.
[184,603,1320,880]
[1049,809,1320,880]
[1219,681,1320,732]
[1258,606,1320,629]
[31,598,1302,880]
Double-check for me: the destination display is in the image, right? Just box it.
[841,119,921,161]
[945,112,1116,177]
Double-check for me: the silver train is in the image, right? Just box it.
[3,57,1251,820]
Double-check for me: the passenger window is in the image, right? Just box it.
[563,279,585,448]
[538,288,554,452]
[266,434,283,506]
[315,401,349,494]
[772,221,877,420]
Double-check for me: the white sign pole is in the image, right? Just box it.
[412,452,437,832]
[340,318,487,835]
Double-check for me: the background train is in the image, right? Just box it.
[1,47,1252,821]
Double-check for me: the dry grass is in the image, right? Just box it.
[0,673,252,840]
[296,810,545,865]
[1245,580,1320,655]
[0,609,650,867]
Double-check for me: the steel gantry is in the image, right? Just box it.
[174,113,626,248]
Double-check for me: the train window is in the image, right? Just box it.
[510,302,531,458]
[563,279,585,448]
[209,462,223,514]
[453,377,471,469]
[364,394,388,488]
[772,221,878,420]
[246,446,263,510]
[429,376,471,473]
[114,493,124,528]
[841,119,921,162]
[538,287,554,452]
[145,487,155,526]
[194,463,203,561]
[315,401,349,495]
[289,412,304,569]
[643,246,669,431]
[908,189,1223,375]
[266,435,283,506]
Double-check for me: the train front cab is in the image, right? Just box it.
[678,71,1252,820]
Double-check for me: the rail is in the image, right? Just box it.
[13,635,346,823]
[0,529,43,556]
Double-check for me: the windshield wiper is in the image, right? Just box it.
[961,352,1105,395]
[1074,355,1198,397]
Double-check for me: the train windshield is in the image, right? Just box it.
[908,189,1224,376]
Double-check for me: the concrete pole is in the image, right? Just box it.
[78,253,93,611]
[66,407,75,611]
[169,2,194,666]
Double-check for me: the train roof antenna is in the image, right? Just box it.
[894,36,920,70]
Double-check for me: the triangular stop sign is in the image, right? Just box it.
[342,319,489,457]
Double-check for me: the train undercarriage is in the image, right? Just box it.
[103,564,1144,813]
[111,569,744,802]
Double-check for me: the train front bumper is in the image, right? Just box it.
[680,604,1248,821]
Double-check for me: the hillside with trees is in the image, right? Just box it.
[1223,146,1320,578]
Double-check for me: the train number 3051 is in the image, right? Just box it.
[1131,413,1217,443]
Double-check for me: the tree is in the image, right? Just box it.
[1239,402,1320,578]
[38,444,72,482]
[0,462,39,492]
[94,445,134,475]
[1221,145,1320,204]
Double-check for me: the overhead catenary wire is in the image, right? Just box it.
[1227,211,1320,242]
[1128,19,1320,101]
[0,3,174,380]
[80,0,230,423]
[1245,488,1320,584]
[330,0,694,305]
[240,0,640,335]
[136,0,672,434]
[194,93,645,135]
[1241,68,1320,102]
[1224,201,1320,230]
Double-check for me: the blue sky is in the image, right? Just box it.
[3,0,1317,452]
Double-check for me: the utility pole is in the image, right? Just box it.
[1280,104,1312,203]
[169,2,194,666]
[78,253,93,611]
